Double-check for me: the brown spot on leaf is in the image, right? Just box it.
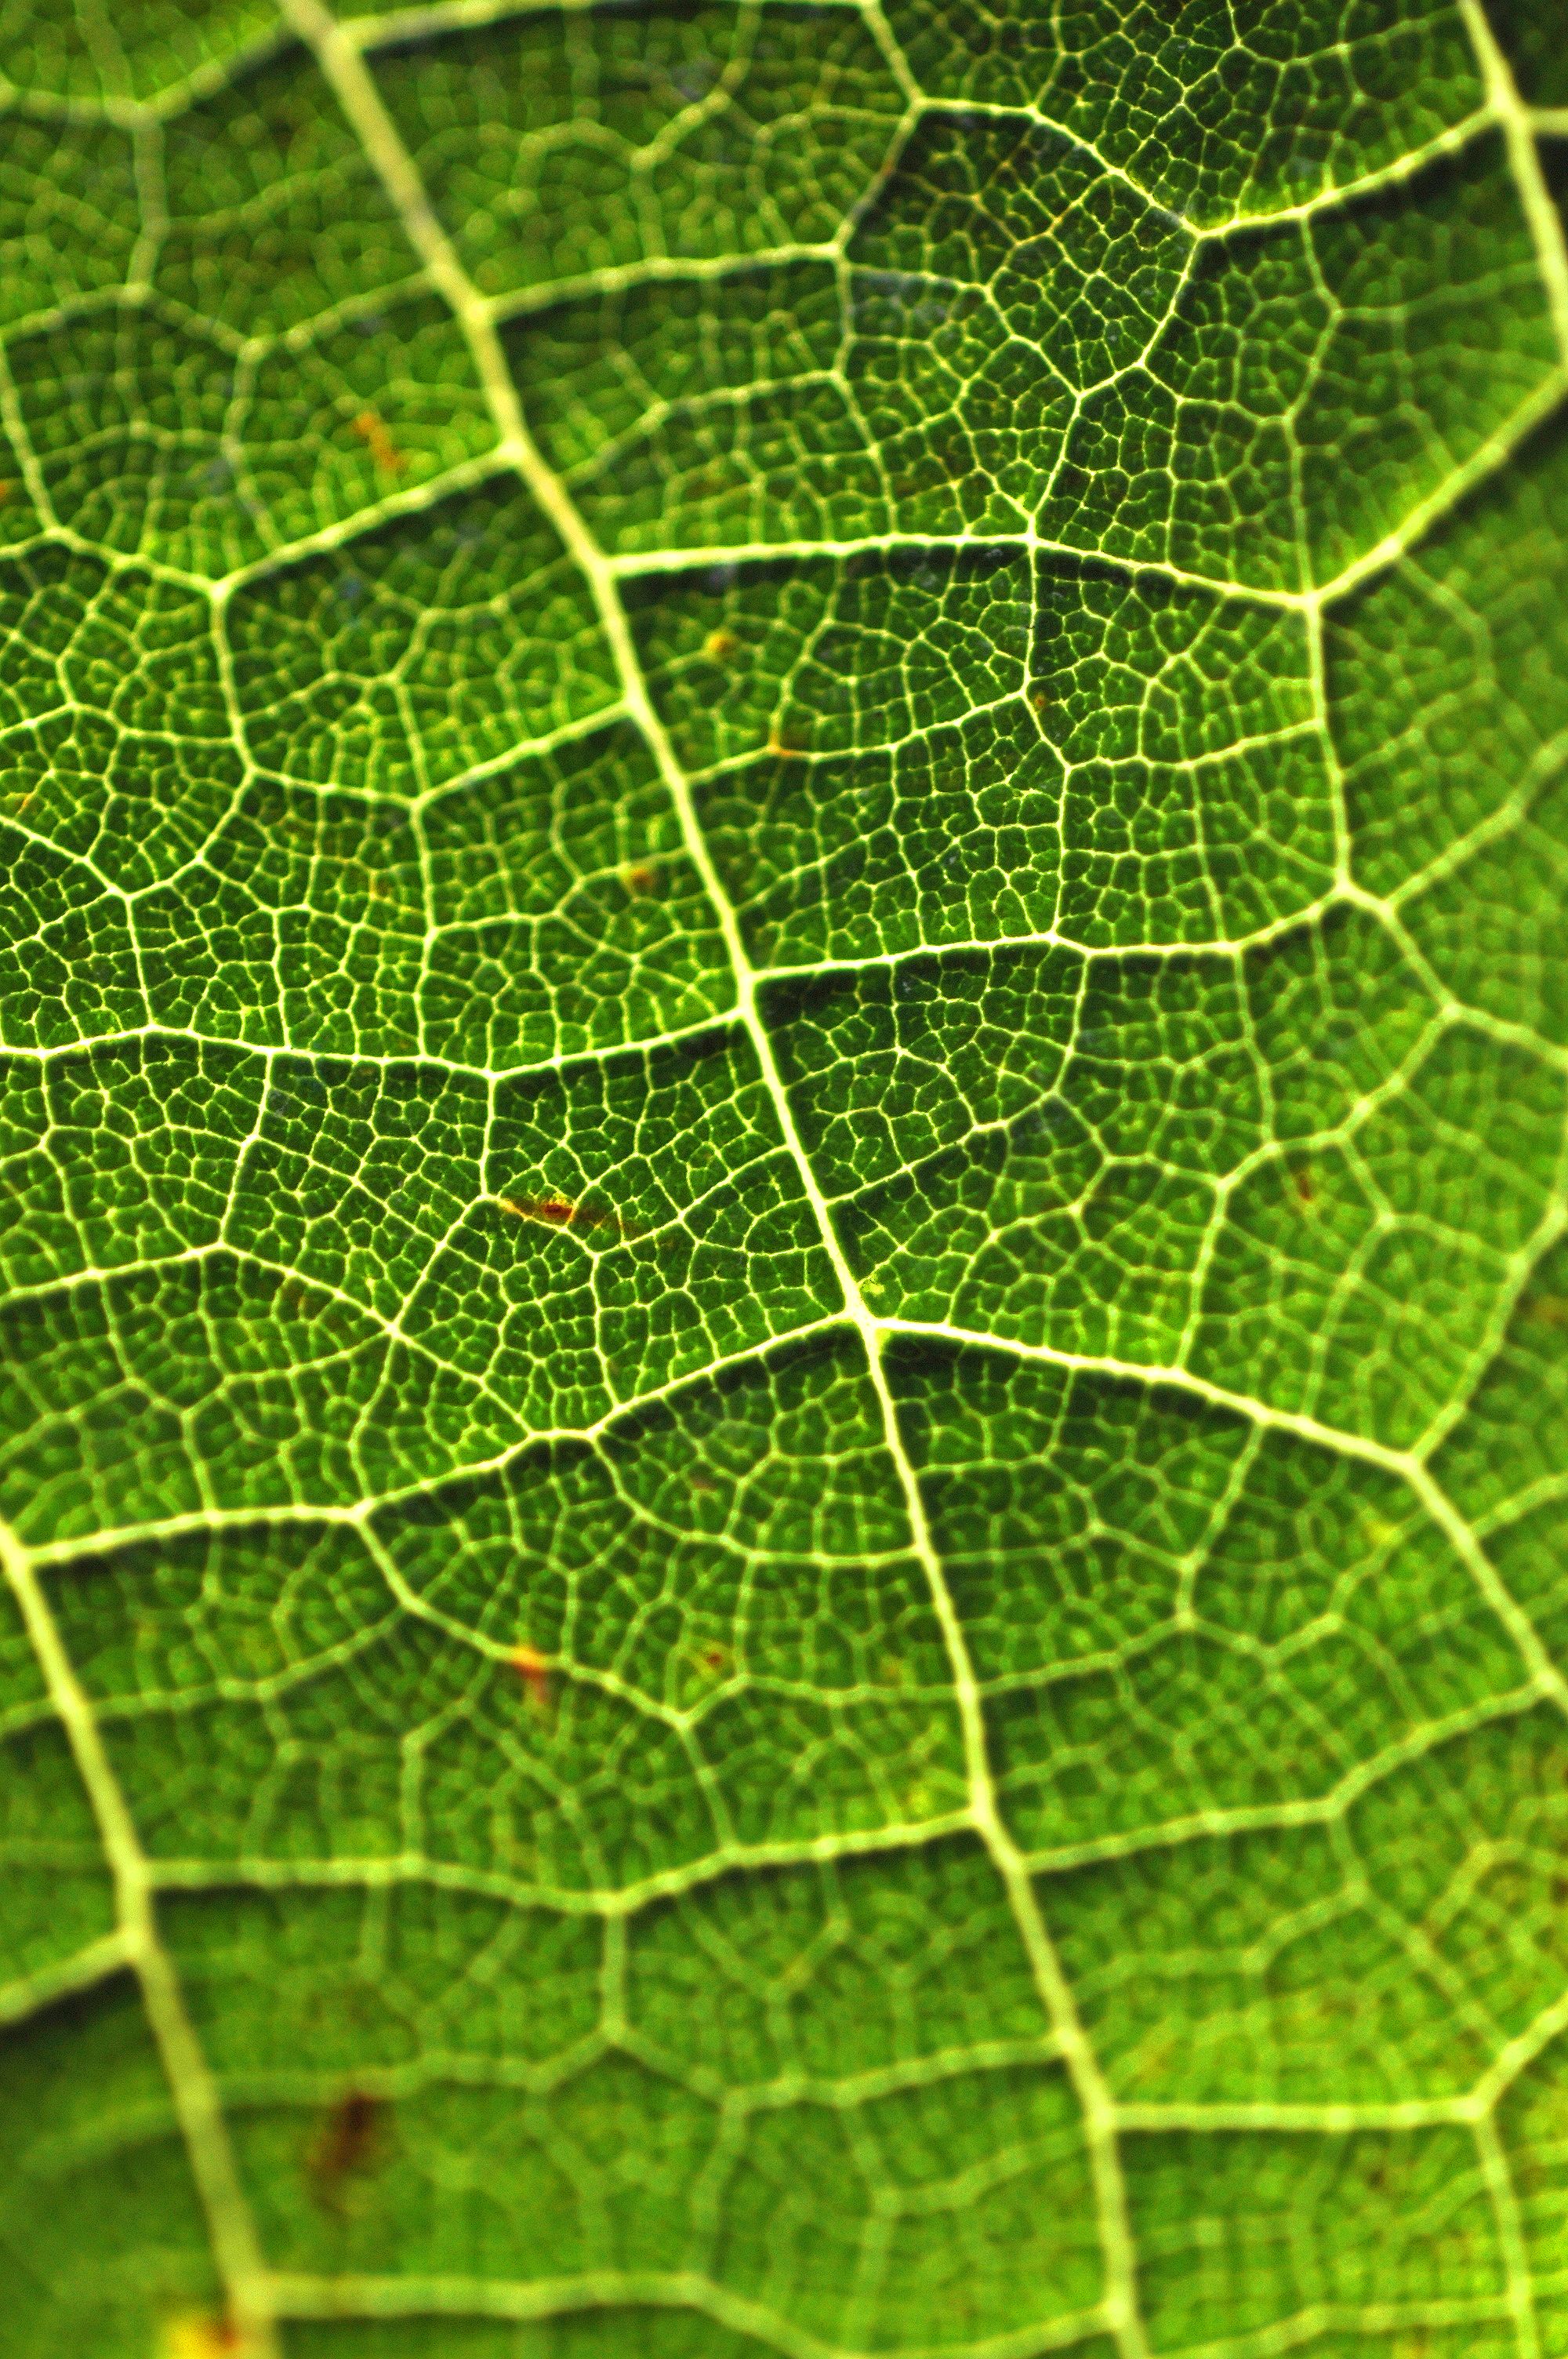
[702,628,739,662]
[499,1191,577,1228]
[498,1193,644,1240]
[307,2089,387,2212]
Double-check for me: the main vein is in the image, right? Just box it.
[0,1516,279,2355]
[269,0,1152,2346]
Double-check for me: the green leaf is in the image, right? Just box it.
[2,2,1567,2354]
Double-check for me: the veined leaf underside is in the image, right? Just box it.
[2,2,1568,2355]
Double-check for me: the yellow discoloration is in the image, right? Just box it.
[161,2316,241,2359]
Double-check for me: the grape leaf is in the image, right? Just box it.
[3,2,1568,2355]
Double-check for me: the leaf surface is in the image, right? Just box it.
[2,2,1568,2355]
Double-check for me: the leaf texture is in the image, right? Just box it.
[2,2,1568,2354]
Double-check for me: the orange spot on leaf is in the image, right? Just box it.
[350,409,406,474]
[622,861,659,895]
[510,1644,551,1715]
[702,627,739,662]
